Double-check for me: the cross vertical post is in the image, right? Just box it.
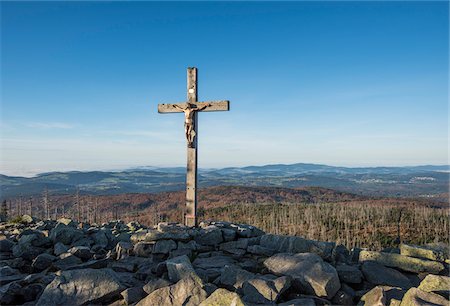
[157,67,230,227]
[186,67,198,227]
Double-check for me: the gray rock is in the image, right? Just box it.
[193,256,236,270]
[49,223,83,245]
[93,230,109,248]
[0,266,20,277]
[153,239,177,254]
[121,287,146,305]
[36,268,124,305]
[142,278,171,294]
[0,239,14,252]
[56,218,77,227]
[358,286,406,306]
[336,264,363,284]
[31,253,56,271]
[53,242,69,256]
[264,252,340,299]
[359,250,444,274]
[115,241,133,260]
[243,276,291,304]
[166,255,198,282]
[247,245,275,257]
[221,228,237,242]
[219,239,248,251]
[68,246,92,260]
[21,283,45,303]
[199,288,245,306]
[195,226,223,246]
[136,275,207,306]
[218,265,255,290]
[0,281,22,305]
[278,298,316,306]
[134,242,154,257]
[53,252,82,270]
[362,261,413,289]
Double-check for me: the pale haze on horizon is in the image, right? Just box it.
[1,2,448,177]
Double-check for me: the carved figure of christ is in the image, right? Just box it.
[157,68,230,226]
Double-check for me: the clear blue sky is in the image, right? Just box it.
[1,1,448,176]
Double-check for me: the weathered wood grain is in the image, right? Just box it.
[158,101,230,113]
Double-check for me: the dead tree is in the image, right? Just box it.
[43,188,50,219]
[0,200,8,222]
[28,197,33,217]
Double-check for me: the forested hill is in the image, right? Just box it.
[1,163,449,199]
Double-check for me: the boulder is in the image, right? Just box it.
[193,255,236,270]
[31,253,56,271]
[400,244,447,262]
[134,242,154,257]
[53,242,69,256]
[153,239,177,254]
[195,226,223,246]
[247,245,275,257]
[400,287,448,306]
[0,239,14,252]
[136,276,207,306]
[120,287,146,305]
[166,255,198,283]
[361,261,412,289]
[242,276,291,304]
[417,275,450,297]
[336,264,362,284]
[199,288,245,306]
[358,286,406,306]
[53,253,82,270]
[68,246,92,260]
[278,298,316,306]
[115,241,133,260]
[36,268,124,305]
[359,251,444,274]
[0,281,22,305]
[264,253,340,299]
[218,265,255,291]
[49,223,83,245]
[93,230,109,248]
[142,278,171,295]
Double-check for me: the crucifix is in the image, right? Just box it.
[158,67,230,227]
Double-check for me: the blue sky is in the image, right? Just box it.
[1,1,448,176]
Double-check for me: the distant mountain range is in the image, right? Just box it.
[1,163,449,199]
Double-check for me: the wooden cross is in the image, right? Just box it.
[158,67,230,227]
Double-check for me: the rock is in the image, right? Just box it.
[400,287,448,306]
[115,241,133,260]
[358,286,406,306]
[362,261,412,289]
[0,239,14,252]
[56,218,77,227]
[49,222,83,245]
[358,286,387,305]
[264,252,340,299]
[166,255,198,282]
[134,242,153,257]
[20,214,35,224]
[417,275,450,297]
[336,264,363,284]
[53,253,82,270]
[142,278,171,294]
[221,228,237,242]
[31,253,56,271]
[121,287,146,305]
[242,276,291,304]
[218,265,255,290]
[21,283,45,302]
[219,239,248,251]
[0,266,20,277]
[93,230,109,248]
[193,255,236,270]
[68,246,92,260]
[53,242,69,256]
[278,298,316,306]
[199,288,245,306]
[260,234,334,259]
[195,226,223,246]
[36,268,124,305]
[400,244,447,262]
[153,239,177,254]
[0,281,22,305]
[333,244,351,264]
[0,274,25,286]
[359,251,444,274]
[247,245,275,257]
[136,276,207,306]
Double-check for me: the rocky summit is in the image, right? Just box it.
[0,215,449,306]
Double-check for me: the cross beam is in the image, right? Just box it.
[157,67,230,227]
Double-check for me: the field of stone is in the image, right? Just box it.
[0,215,449,305]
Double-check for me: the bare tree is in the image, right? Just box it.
[0,200,8,222]
[43,187,50,219]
